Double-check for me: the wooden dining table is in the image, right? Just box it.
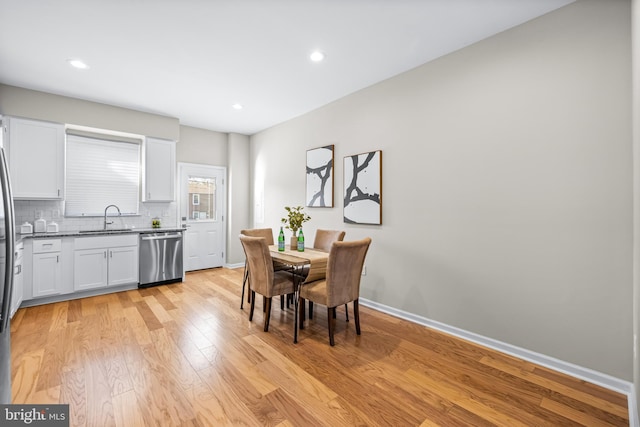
[268,245,329,343]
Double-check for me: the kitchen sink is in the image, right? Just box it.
[80,229,133,233]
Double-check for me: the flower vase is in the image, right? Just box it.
[290,235,298,250]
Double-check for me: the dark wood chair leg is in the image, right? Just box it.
[241,263,249,308]
[309,301,313,319]
[332,307,337,319]
[264,297,272,332]
[345,304,349,321]
[299,297,305,330]
[249,291,256,321]
[263,295,266,312]
[327,307,335,346]
[280,295,284,310]
[354,300,361,335]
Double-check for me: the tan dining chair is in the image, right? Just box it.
[239,235,296,332]
[240,228,289,309]
[299,237,371,346]
[308,229,346,320]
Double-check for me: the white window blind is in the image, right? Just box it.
[65,134,141,216]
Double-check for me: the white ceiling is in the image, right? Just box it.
[0,0,574,136]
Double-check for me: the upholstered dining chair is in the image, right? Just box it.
[308,229,346,320]
[239,235,296,332]
[299,237,371,346]
[240,228,289,309]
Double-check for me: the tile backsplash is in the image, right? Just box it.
[15,200,179,232]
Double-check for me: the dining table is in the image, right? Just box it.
[268,245,329,343]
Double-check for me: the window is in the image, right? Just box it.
[188,176,216,221]
[65,132,141,216]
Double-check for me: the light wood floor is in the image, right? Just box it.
[10,267,629,426]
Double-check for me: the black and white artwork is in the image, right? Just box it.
[344,150,382,225]
[306,145,334,207]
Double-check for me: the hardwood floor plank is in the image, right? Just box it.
[29,385,61,404]
[10,307,27,332]
[84,349,116,427]
[49,301,69,332]
[480,355,628,420]
[10,267,629,426]
[35,328,65,391]
[541,397,622,427]
[11,349,44,403]
[112,389,146,427]
[67,299,83,323]
[197,366,263,426]
[123,306,153,346]
[244,334,338,403]
[134,300,163,331]
[60,367,87,427]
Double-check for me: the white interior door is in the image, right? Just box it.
[178,163,226,271]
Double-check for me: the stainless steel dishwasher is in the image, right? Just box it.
[139,231,184,288]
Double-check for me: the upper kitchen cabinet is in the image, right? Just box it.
[5,117,64,199]
[143,137,175,202]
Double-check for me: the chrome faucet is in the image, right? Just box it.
[104,204,121,230]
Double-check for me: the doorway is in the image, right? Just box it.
[178,163,226,271]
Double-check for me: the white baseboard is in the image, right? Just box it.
[359,298,638,426]
[225,262,244,269]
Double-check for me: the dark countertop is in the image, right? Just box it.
[20,227,186,239]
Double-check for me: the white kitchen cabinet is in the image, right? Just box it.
[108,245,138,286]
[144,137,175,202]
[9,241,24,318]
[5,117,65,199]
[32,239,62,298]
[74,248,109,291]
[74,235,138,291]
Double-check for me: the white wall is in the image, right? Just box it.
[632,0,640,413]
[176,125,227,165]
[227,133,250,265]
[0,84,179,140]
[250,0,632,380]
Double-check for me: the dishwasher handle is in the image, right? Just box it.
[141,234,182,241]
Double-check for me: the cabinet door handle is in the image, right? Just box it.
[57,189,60,196]
[104,251,107,259]
[148,192,151,199]
[110,250,113,258]
[56,255,59,263]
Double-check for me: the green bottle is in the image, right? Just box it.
[297,229,304,252]
[278,227,285,251]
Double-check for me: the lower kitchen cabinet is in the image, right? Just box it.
[74,234,139,291]
[32,239,62,298]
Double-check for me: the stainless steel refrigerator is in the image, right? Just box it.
[0,147,15,404]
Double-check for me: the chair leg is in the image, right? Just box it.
[263,295,266,312]
[332,307,337,319]
[354,300,361,335]
[280,295,284,310]
[241,265,248,309]
[309,301,313,319]
[264,297,272,332]
[249,291,256,321]
[327,307,335,346]
[345,304,349,322]
[299,297,305,330]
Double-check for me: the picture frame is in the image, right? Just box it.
[343,150,382,225]
[306,145,334,207]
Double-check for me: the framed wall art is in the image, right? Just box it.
[306,145,334,207]
[343,150,382,225]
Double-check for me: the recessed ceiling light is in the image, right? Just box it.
[232,103,243,110]
[67,59,89,69]
[310,51,325,62]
